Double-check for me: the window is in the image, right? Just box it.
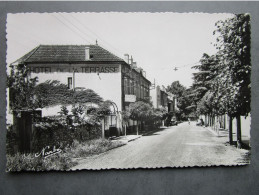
[124,77,127,94]
[57,68,63,72]
[129,80,133,94]
[127,79,130,94]
[134,81,137,96]
[68,77,73,89]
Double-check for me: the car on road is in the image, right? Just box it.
[196,119,204,126]
[170,120,178,126]
[165,116,178,126]
[170,117,178,126]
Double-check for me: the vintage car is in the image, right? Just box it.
[170,119,178,126]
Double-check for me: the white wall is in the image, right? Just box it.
[150,88,158,108]
[200,114,251,139]
[150,86,161,109]
[229,114,251,138]
[30,65,122,112]
[75,72,122,111]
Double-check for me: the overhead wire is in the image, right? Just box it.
[53,13,124,58]
[70,14,125,56]
[51,13,91,44]
[175,61,200,69]
[57,13,96,43]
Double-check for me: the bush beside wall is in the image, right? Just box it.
[31,116,102,153]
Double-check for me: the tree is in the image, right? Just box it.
[34,80,103,108]
[33,80,73,108]
[214,14,251,148]
[166,81,186,98]
[190,53,220,122]
[128,101,164,133]
[128,101,154,122]
[7,64,38,110]
[166,81,191,120]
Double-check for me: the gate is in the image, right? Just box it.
[13,110,42,153]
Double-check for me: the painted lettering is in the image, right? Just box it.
[90,67,95,73]
[80,66,119,73]
[73,68,79,72]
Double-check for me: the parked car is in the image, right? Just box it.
[196,119,204,126]
[196,120,202,126]
[170,120,178,126]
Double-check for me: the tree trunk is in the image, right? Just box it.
[136,121,139,135]
[101,118,105,139]
[228,115,233,145]
[236,115,242,149]
[212,115,214,128]
[223,114,226,129]
[212,115,215,130]
[216,115,219,135]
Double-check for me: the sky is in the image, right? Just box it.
[6,12,233,88]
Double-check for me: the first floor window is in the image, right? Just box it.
[68,77,73,89]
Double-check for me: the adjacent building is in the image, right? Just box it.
[10,44,151,136]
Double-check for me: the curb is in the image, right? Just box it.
[128,135,142,142]
[111,135,142,143]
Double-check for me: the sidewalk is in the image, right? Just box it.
[110,126,167,143]
[205,126,250,148]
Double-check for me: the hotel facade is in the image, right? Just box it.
[11,44,151,136]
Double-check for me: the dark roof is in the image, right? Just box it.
[14,45,124,64]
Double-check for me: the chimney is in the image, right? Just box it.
[142,70,146,77]
[124,54,129,64]
[85,46,90,60]
[132,62,137,69]
[129,56,133,65]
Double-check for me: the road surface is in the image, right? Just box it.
[71,122,250,170]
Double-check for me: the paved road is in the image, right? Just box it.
[71,122,250,170]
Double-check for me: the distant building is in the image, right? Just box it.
[150,85,177,113]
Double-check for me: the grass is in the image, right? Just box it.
[6,139,126,172]
[67,139,126,159]
[6,152,77,172]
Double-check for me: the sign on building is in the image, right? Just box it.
[125,95,136,102]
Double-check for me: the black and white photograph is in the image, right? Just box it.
[6,12,251,171]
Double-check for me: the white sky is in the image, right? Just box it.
[6,12,233,87]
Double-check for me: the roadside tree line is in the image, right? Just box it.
[167,14,251,148]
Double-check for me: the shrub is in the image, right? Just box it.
[67,139,126,158]
[31,116,102,153]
